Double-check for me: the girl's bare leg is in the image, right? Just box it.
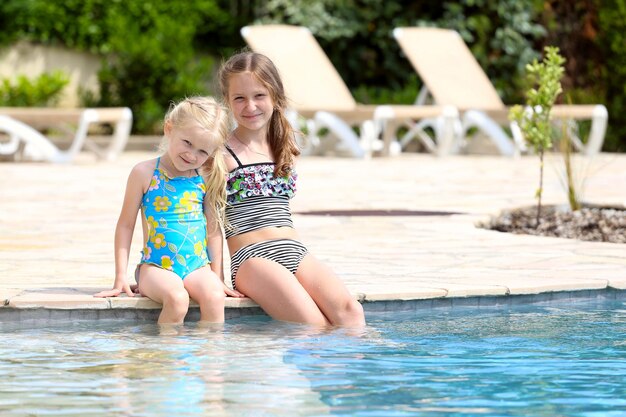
[184,266,226,323]
[137,264,190,324]
[235,258,330,326]
[295,254,365,327]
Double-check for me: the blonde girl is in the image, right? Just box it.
[95,97,243,324]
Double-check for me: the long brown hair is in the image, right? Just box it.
[219,51,300,177]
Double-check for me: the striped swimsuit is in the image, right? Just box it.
[225,146,307,289]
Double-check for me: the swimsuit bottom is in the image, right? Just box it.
[230,239,308,290]
[136,258,209,282]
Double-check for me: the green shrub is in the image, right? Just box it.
[0,71,69,106]
[510,46,565,224]
[0,0,230,134]
[0,0,621,149]
[91,6,217,133]
[598,0,626,151]
[91,1,229,133]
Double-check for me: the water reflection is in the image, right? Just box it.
[1,318,341,416]
[1,299,625,416]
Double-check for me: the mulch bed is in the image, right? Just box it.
[483,205,626,244]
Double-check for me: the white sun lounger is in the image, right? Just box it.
[393,27,608,156]
[241,24,458,157]
[0,107,132,163]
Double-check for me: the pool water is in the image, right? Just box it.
[1,297,625,416]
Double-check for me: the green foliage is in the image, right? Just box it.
[0,0,229,133]
[0,0,109,51]
[0,71,69,106]
[510,46,565,223]
[0,0,620,149]
[560,119,582,212]
[598,0,626,152]
[257,0,361,40]
[92,4,218,133]
[96,1,230,133]
[0,0,229,54]
[510,47,565,153]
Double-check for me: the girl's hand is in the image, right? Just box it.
[223,284,245,298]
[93,283,135,298]
[130,283,142,295]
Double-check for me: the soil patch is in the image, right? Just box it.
[483,205,626,244]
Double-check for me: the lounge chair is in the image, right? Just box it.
[240,24,459,157]
[0,107,132,162]
[393,27,608,156]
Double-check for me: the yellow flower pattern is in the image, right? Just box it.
[194,241,204,257]
[146,216,159,237]
[153,196,171,212]
[175,191,201,219]
[161,256,173,270]
[179,191,197,212]
[151,233,166,249]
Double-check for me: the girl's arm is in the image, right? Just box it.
[205,207,244,298]
[94,163,147,297]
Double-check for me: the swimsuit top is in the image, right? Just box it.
[141,157,209,269]
[225,146,297,238]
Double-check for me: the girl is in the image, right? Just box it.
[218,52,365,327]
[95,97,243,324]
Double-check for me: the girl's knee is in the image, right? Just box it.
[163,289,190,310]
[347,298,364,316]
[197,288,225,323]
[203,288,226,306]
[336,299,365,326]
[157,289,190,323]
[191,278,225,307]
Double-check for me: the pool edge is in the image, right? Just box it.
[2,288,624,325]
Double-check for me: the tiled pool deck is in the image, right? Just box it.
[1,150,625,322]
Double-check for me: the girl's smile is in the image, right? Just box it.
[164,122,216,176]
[227,72,274,133]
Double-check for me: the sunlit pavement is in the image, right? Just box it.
[1,150,625,320]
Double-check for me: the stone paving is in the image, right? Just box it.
[1,150,625,320]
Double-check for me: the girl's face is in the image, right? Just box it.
[227,72,274,133]
[165,122,217,173]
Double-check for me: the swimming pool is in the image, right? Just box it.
[2,297,625,416]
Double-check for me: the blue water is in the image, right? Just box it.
[1,297,625,416]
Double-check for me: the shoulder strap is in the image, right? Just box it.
[225,145,243,167]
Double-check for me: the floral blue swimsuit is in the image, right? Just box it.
[139,157,209,279]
